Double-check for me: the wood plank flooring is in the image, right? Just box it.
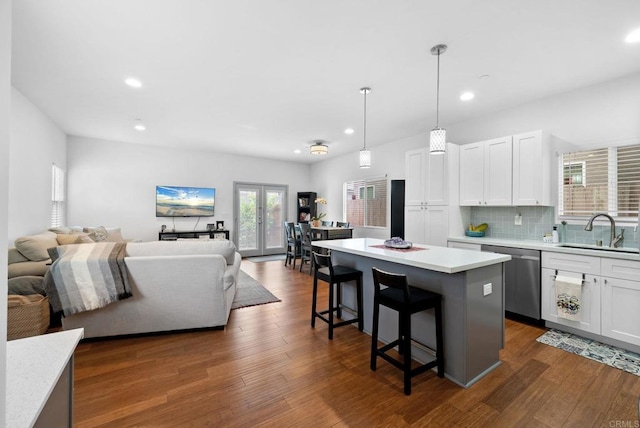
[72,259,640,427]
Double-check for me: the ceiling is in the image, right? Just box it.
[11,0,640,163]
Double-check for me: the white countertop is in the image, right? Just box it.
[448,236,640,261]
[313,238,510,274]
[6,328,84,427]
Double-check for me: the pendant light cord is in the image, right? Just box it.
[435,48,440,128]
[363,89,367,150]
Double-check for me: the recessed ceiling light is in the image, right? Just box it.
[293,149,301,154]
[344,128,355,135]
[460,92,475,101]
[134,119,146,131]
[479,74,490,80]
[125,78,142,88]
[625,28,640,43]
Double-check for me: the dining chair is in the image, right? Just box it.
[298,223,314,275]
[284,222,301,268]
[321,220,334,227]
[336,221,350,228]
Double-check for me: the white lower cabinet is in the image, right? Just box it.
[541,268,601,334]
[600,258,640,347]
[541,251,640,348]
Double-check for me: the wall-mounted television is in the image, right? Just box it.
[156,186,215,217]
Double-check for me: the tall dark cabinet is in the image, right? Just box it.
[390,180,405,238]
[297,192,317,223]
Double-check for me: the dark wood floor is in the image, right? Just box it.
[72,259,640,427]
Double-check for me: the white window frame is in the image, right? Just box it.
[558,145,639,225]
[51,164,65,227]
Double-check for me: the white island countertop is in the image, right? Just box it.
[6,328,84,427]
[313,238,510,274]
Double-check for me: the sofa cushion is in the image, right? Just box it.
[126,240,237,265]
[8,260,50,278]
[8,276,46,296]
[8,248,28,264]
[14,231,59,261]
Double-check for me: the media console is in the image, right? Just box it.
[158,229,230,241]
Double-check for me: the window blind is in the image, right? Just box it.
[344,177,387,227]
[51,164,65,227]
[559,144,640,220]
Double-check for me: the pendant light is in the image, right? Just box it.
[429,44,447,154]
[359,87,371,168]
[310,140,328,155]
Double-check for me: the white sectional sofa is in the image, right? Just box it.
[61,240,241,338]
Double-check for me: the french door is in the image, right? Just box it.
[234,183,287,257]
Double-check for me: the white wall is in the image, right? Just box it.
[67,136,312,242]
[8,87,66,244]
[1,0,11,418]
[448,72,640,149]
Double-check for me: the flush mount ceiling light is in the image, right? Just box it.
[310,140,328,155]
[125,77,142,88]
[359,87,372,168]
[344,128,355,135]
[429,44,447,154]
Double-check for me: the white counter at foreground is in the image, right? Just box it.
[313,238,510,388]
[7,328,84,427]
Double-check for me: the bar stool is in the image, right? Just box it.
[370,267,444,395]
[311,251,364,340]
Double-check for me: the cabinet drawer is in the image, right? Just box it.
[601,257,640,281]
[542,251,600,275]
[447,241,481,251]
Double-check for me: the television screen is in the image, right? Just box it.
[156,186,215,217]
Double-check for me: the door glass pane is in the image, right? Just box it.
[265,189,285,249]
[238,189,258,251]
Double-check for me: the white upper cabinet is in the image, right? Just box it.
[460,136,512,206]
[512,130,552,206]
[405,148,448,206]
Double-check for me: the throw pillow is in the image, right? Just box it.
[105,227,125,242]
[75,234,95,244]
[14,231,59,261]
[84,226,109,242]
[56,233,92,245]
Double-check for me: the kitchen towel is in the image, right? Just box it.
[555,275,583,321]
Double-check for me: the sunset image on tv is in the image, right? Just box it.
[156,186,215,217]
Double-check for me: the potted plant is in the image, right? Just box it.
[311,197,327,227]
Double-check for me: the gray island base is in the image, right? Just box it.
[313,238,510,388]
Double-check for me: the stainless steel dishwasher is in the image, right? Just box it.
[480,245,541,320]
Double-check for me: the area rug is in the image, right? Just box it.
[246,254,287,263]
[231,270,281,309]
[536,329,640,376]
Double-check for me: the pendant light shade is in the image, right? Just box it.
[359,87,371,168]
[359,149,371,168]
[310,140,328,155]
[430,44,447,154]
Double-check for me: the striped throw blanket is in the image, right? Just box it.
[44,242,132,316]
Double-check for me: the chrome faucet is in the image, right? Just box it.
[584,213,618,248]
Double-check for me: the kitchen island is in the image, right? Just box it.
[313,238,510,388]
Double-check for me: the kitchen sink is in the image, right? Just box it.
[557,243,639,254]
